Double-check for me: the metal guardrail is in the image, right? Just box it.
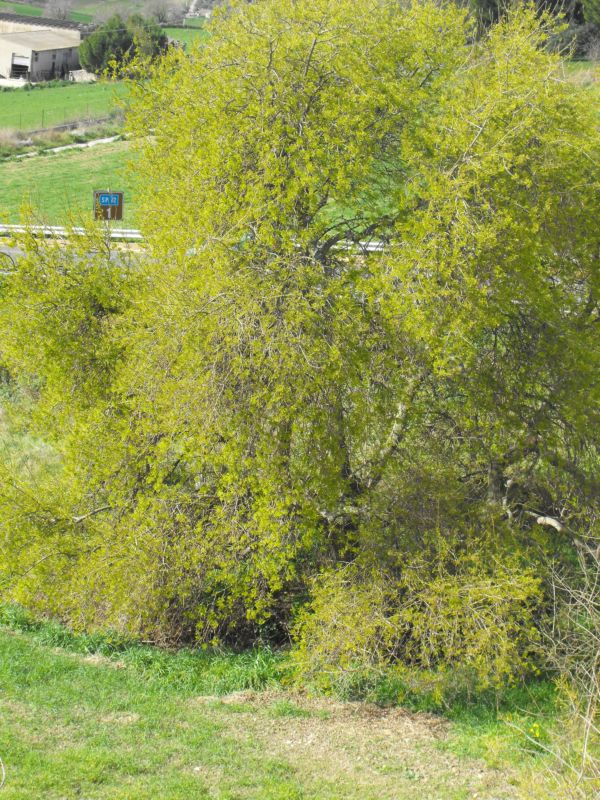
[0,225,143,242]
[0,226,387,251]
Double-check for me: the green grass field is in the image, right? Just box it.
[164,25,210,49]
[0,608,556,800]
[0,139,138,225]
[0,1,43,16]
[564,59,596,73]
[0,0,158,22]
[563,60,600,106]
[184,16,209,28]
[0,82,128,132]
[66,0,155,19]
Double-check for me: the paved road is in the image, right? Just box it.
[0,246,20,270]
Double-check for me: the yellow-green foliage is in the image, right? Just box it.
[0,1,598,671]
[292,531,543,691]
[291,566,399,683]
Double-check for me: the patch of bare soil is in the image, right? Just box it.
[192,691,518,800]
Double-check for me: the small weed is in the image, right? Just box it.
[268,700,312,719]
[217,701,257,713]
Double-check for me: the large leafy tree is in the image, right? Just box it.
[0,1,598,670]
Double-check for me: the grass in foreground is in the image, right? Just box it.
[0,606,557,800]
[0,82,128,133]
[0,139,137,225]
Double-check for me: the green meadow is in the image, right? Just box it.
[0,1,43,17]
[0,1,158,22]
[164,25,210,49]
[0,82,128,132]
[64,0,156,20]
[0,139,137,225]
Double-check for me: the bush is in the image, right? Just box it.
[291,532,544,696]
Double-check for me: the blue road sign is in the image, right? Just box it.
[94,190,124,221]
[98,194,121,207]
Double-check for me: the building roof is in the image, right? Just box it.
[0,12,81,31]
[0,29,80,52]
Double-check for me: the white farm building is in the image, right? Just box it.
[0,28,81,81]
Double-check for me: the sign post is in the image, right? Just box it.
[93,191,124,222]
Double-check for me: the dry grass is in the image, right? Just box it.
[193,690,519,799]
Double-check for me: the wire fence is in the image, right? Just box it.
[1,106,122,132]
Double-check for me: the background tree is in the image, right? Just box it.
[79,14,167,74]
[128,13,169,58]
[43,0,73,20]
[468,0,591,55]
[148,0,187,24]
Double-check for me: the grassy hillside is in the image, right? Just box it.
[0,609,556,800]
[0,139,137,225]
[0,82,128,132]
[0,0,91,20]
[183,16,209,28]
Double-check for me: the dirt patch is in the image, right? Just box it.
[195,688,447,732]
[190,691,517,800]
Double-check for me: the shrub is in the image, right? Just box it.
[291,532,544,695]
